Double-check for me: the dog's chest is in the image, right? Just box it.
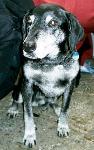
[24,62,79,96]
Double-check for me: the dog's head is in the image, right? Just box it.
[23,4,84,60]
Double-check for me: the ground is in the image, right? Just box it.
[0,73,94,150]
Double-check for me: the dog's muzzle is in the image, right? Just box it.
[23,41,36,52]
[23,41,38,59]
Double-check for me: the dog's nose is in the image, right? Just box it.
[23,42,29,49]
[23,42,36,52]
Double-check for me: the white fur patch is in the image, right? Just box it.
[23,105,36,146]
[24,63,41,80]
[57,113,70,137]
[45,15,53,23]
[33,31,65,59]
[28,15,35,23]
[24,61,79,97]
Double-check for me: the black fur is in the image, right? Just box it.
[8,4,84,148]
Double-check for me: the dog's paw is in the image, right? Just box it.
[7,105,19,118]
[23,132,36,148]
[57,122,70,137]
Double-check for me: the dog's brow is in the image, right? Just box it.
[45,15,53,23]
[29,15,35,22]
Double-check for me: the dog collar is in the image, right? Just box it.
[63,50,79,62]
[24,50,79,67]
[62,50,79,67]
[72,50,79,60]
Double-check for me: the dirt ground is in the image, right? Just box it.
[0,73,94,150]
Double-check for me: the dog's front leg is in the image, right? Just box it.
[22,79,36,148]
[57,80,75,137]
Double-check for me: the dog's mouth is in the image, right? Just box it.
[23,50,38,59]
[23,41,59,59]
[23,49,59,61]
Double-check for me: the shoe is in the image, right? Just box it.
[80,60,94,74]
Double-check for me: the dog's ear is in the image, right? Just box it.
[22,13,27,40]
[65,12,84,52]
[22,9,33,40]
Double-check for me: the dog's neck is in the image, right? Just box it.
[23,50,79,67]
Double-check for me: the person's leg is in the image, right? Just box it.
[0,0,35,99]
[0,13,22,99]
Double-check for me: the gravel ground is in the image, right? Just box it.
[0,73,94,150]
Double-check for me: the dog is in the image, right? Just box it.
[7,4,84,148]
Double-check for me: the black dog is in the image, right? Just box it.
[8,4,84,148]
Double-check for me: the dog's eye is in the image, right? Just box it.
[48,20,58,27]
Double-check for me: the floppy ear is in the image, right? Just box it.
[65,12,84,52]
[22,14,27,40]
[22,10,33,40]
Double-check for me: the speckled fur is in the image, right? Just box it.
[8,4,84,148]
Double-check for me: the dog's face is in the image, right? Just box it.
[23,4,84,60]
